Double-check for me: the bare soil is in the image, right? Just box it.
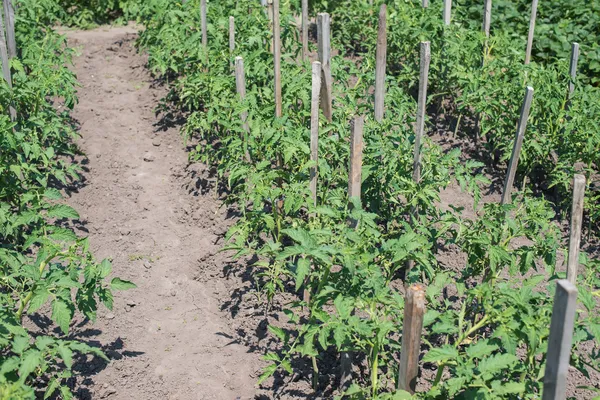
[59,26,265,400]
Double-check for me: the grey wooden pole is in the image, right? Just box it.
[412,41,431,185]
[302,0,308,61]
[229,16,235,54]
[317,13,332,122]
[0,9,14,121]
[524,0,538,65]
[566,174,586,285]
[2,0,15,58]
[422,0,429,8]
[398,284,426,394]
[483,0,492,38]
[443,0,451,25]
[310,61,322,207]
[374,4,387,122]
[200,0,207,49]
[235,57,249,132]
[542,280,578,400]
[273,0,282,119]
[348,116,364,202]
[568,43,580,99]
[500,86,534,205]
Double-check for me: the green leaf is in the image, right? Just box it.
[51,299,73,335]
[257,363,277,385]
[294,257,310,292]
[58,344,74,369]
[47,204,80,220]
[110,278,137,291]
[44,188,63,200]
[423,345,458,363]
[98,259,112,279]
[18,349,42,382]
[465,339,499,359]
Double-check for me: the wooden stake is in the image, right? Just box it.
[412,41,431,184]
[310,61,321,207]
[317,13,332,122]
[524,0,538,65]
[273,0,282,119]
[500,86,534,205]
[200,0,207,49]
[542,280,578,400]
[348,116,364,202]
[374,4,387,122]
[483,0,492,38]
[398,284,426,394]
[2,0,15,58]
[235,57,251,163]
[302,0,308,61]
[0,8,14,121]
[443,0,451,25]
[422,0,429,8]
[229,16,235,54]
[568,42,580,99]
[566,174,585,285]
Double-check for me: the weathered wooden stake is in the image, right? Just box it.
[273,0,282,119]
[310,61,321,207]
[2,0,15,58]
[317,13,332,122]
[542,280,578,400]
[568,42,580,99]
[229,16,235,54]
[200,0,207,49]
[348,116,364,204]
[422,0,429,8]
[374,4,387,122]
[524,0,538,65]
[443,0,452,25]
[500,86,534,205]
[398,284,426,394]
[302,0,308,61]
[483,0,492,38]
[566,174,585,285]
[412,41,431,185]
[235,57,251,163]
[0,9,14,121]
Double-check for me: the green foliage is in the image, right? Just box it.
[0,2,135,397]
[136,0,600,398]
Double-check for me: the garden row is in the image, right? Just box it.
[0,1,134,398]
[134,0,600,398]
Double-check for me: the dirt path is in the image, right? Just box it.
[64,26,261,400]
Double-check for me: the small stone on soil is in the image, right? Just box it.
[143,153,154,162]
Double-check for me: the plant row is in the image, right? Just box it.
[135,0,599,398]
[0,1,134,398]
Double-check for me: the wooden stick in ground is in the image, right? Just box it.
[302,0,308,61]
[309,61,322,208]
[0,9,14,121]
[200,0,207,48]
[412,41,431,185]
[542,280,578,400]
[348,116,364,208]
[2,0,15,58]
[443,0,452,25]
[567,42,580,100]
[482,0,492,60]
[317,13,332,122]
[273,0,282,119]
[566,174,586,285]
[398,284,426,394]
[500,86,534,205]
[235,57,251,163]
[374,4,387,122]
[524,0,538,65]
[229,16,235,54]
[422,0,429,8]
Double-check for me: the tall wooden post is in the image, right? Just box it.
[348,116,364,205]
[302,0,309,61]
[398,284,426,394]
[524,0,538,65]
[412,41,431,185]
[200,0,207,49]
[229,16,235,54]
[422,0,429,8]
[0,9,14,121]
[500,86,534,205]
[482,0,492,60]
[567,43,580,100]
[317,13,332,122]
[443,0,452,25]
[235,57,251,162]
[2,0,15,58]
[542,280,578,400]
[273,0,282,119]
[310,61,322,207]
[374,4,387,122]
[566,174,585,284]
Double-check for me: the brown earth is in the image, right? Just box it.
[59,26,265,400]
